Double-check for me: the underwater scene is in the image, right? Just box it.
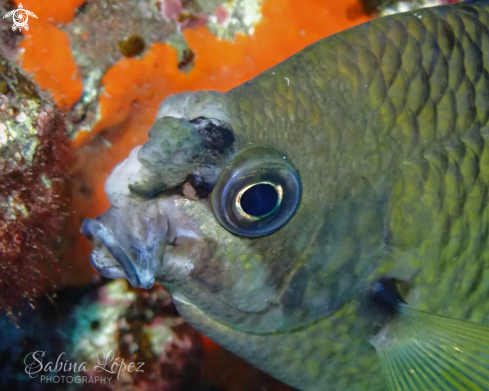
[5,0,489,390]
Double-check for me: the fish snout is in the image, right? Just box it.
[82,201,168,289]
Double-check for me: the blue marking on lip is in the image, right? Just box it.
[82,218,152,288]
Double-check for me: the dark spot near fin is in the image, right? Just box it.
[190,117,235,155]
[366,278,407,318]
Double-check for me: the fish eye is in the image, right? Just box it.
[211,148,301,237]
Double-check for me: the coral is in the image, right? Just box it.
[68,280,202,391]
[0,281,201,391]
[161,0,210,29]
[0,51,72,317]
[206,0,264,39]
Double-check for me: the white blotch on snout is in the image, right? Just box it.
[105,145,152,207]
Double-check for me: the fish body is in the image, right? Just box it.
[83,1,489,390]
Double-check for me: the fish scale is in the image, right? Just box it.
[365,6,489,319]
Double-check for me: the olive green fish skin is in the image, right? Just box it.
[173,1,489,390]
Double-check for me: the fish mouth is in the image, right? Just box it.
[82,202,168,289]
[82,219,154,289]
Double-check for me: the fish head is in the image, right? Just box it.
[83,84,388,334]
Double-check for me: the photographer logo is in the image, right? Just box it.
[3,3,38,32]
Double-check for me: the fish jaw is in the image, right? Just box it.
[82,200,168,289]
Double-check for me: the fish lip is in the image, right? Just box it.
[82,218,155,289]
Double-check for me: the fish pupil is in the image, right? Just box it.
[240,183,279,217]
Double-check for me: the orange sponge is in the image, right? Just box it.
[16,0,84,111]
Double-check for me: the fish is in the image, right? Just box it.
[82,0,489,389]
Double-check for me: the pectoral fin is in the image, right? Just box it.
[371,306,489,390]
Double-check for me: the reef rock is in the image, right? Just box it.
[0,49,72,316]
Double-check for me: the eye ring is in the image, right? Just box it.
[211,148,301,238]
